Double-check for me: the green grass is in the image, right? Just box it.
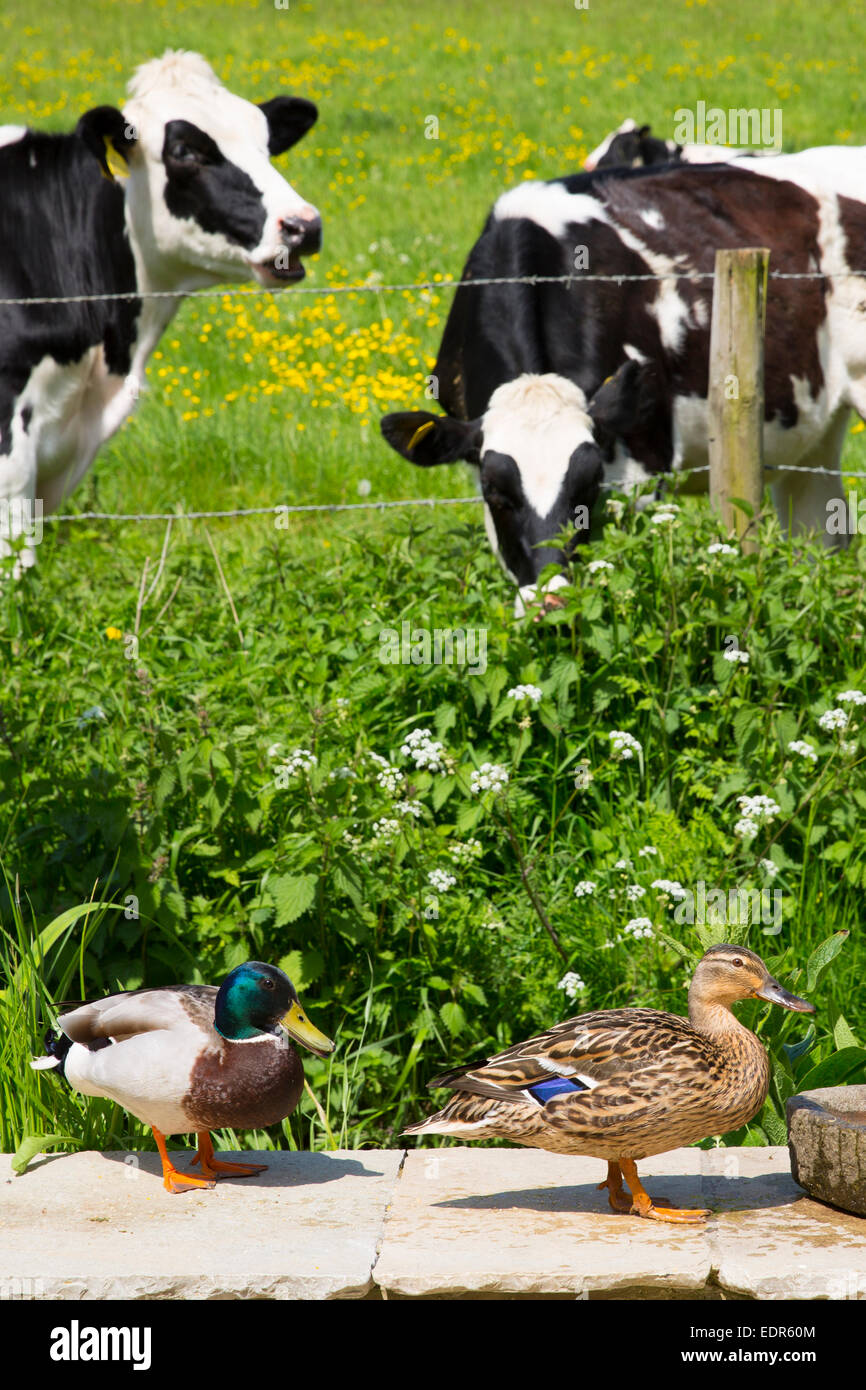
[1,1,865,1157]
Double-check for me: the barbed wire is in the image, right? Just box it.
[34,460,866,526]
[2,268,866,309]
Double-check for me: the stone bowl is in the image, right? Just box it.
[787,1085,866,1216]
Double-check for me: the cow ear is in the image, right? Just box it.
[76,106,137,181]
[258,98,318,155]
[587,359,661,448]
[380,411,483,467]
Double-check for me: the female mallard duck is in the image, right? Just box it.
[33,961,334,1194]
[404,944,813,1224]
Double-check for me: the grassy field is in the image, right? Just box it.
[1,0,865,1158]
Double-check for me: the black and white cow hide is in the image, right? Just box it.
[0,50,321,566]
[381,149,866,607]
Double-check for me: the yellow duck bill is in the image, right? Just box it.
[281,999,336,1057]
[753,977,815,1013]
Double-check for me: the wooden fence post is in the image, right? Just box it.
[708,247,769,553]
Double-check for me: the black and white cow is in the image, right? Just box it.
[584,118,771,171]
[0,50,321,565]
[381,150,866,607]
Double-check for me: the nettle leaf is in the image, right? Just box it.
[434,703,457,740]
[821,840,852,863]
[432,775,456,810]
[456,800,484,834]
[440,1001,467,1036]
[278,947,324,991]
[268,873,318,926]
[153,765,176,810]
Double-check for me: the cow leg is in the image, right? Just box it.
[768,412,851,549]
[0,430,40,575]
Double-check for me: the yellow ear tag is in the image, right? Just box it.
[103,136,129,182]
[408,420,435,453]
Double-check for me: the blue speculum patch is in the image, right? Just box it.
[528,1076,586,1104]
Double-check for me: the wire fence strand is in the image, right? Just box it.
[2,267,866,308]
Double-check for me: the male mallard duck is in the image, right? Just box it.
[404,944,814,1223]
[33,961,334,1193]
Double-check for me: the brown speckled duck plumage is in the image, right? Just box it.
[404,944,814,1223]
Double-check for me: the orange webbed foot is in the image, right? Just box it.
[191,1132,268,1181]
[620,1157,712,1225]
[153,1127,215,1195]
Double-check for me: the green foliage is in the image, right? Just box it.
[1,494,865,1154]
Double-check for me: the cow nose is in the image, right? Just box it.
[280,212,322,255]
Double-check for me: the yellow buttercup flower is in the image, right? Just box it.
[105,627,122,640]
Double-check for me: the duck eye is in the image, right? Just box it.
[261,978,276,991]
[732,958,744,968]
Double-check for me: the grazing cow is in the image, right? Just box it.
[381,150,866,607]
[584,118,771,171]
[0,50,321,565]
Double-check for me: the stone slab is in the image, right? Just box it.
[373,1146,866,1299]
[374,1147,715,1298]
[703,1146,866,1300]
[0,1149,402,1300]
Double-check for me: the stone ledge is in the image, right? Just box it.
[0,1149,402,1300]
[1,1146,863,1300]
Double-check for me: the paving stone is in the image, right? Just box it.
[703,1146,866,1300]
[373,1147,715,1298]
[0,1149,402,1300]
[374,1146,866,1299]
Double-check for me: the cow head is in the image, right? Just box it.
[76,50,321,291]
[381,361,658,613]
[585,119,681,171]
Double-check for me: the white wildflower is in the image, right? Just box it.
[428,868,456,893]
[609,730,642,761]
[760,859,778,878]
[841,740,858,756]
[281,748,317,776]
[819,708,849,732]
[394,799,423,818]
[557,971,586,1001]
[626,884,645,902]
[707,542,737,556]
[651,512,677,525]
[723,648,749,664]
[614,858,630,871]
[400,727,446,772]
[507,683,543,706]
[587,559,613,574]
[574,880,596,898]
[329,765,356,781]
[624,918,654,939]
[372,818,400,842]
[737,794,781,823]
[837,690,866,705]
[470,762,509,795]
[651,878,688,900]
[735,817,759,840]
[450,838,482,863]
[376,766,405,795]
[787,740,817,762]
[638,845,658,857]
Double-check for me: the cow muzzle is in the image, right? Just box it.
[252,209,322,285]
